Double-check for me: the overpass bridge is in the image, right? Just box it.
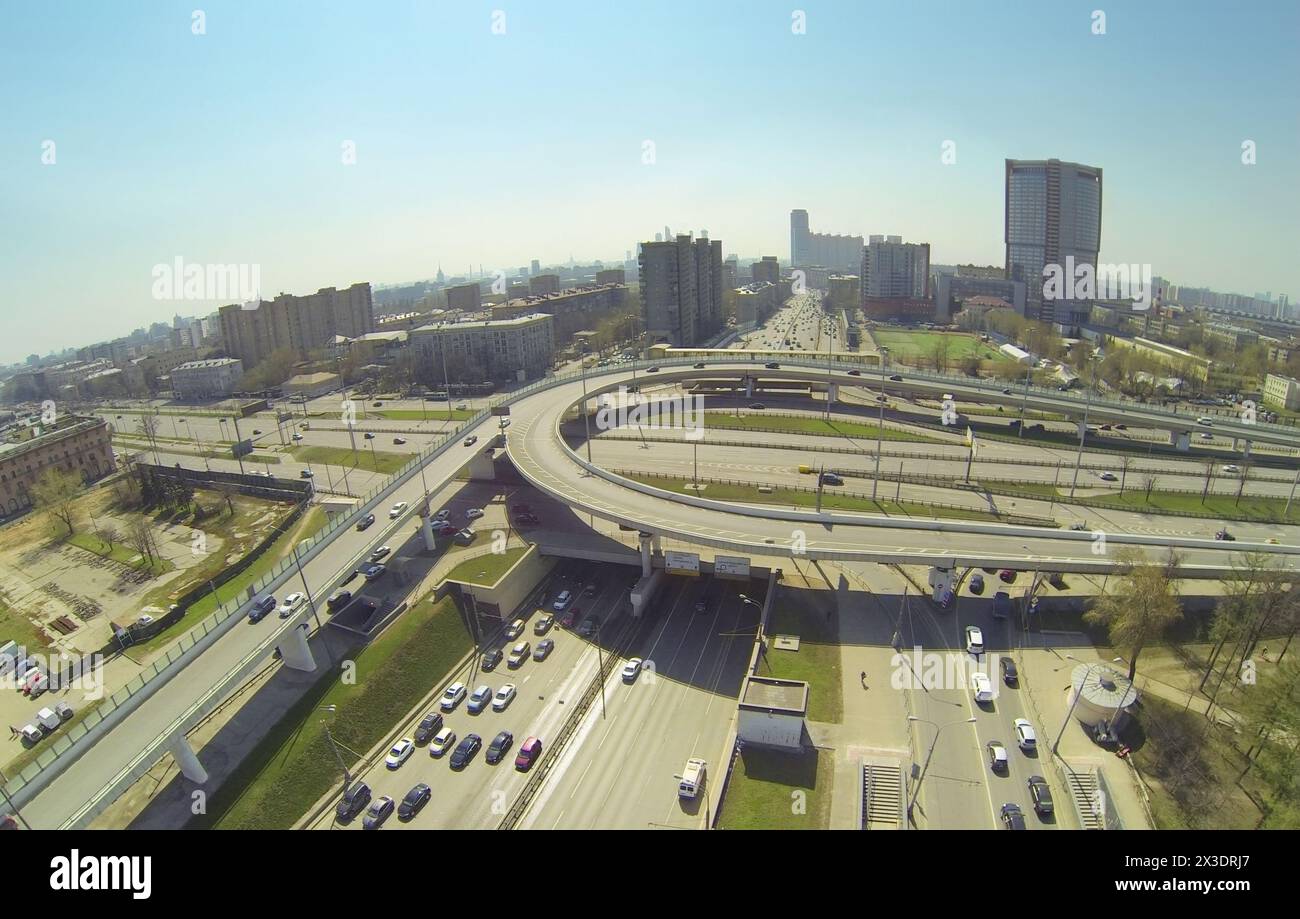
[6,357,1296,828]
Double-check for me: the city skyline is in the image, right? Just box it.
[4,0,1298,363]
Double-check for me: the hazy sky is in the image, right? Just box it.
[2,0,1297,364]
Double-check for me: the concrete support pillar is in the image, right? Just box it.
[639,533,653,577]
[827,383,838,404]
[420,515,437,551]
[167,732,208,784]
[1169,430,1191,451]
[1238,438,1252,458]
[1077,420,1088,439]
[651,533,662,553]
[276,623,316,672]
[745,377,754,397]
[467,448,496,481]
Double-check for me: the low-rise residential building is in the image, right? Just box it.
[171,358,244,401]
[284,372,341,400]
[1263,373,1300,411]
[0,416,116,516]
[410,312,555,383]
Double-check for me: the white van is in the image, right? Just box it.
[679,758,707,800]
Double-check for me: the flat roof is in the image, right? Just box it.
[739,675,808,716]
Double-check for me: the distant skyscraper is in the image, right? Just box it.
[790,208,862,271]
[1004,158,1103,328]
[790,209,810,264]
[530,259,540,276]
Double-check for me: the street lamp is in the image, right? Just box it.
[319,704,353,791]
[579,346,594,475]
[906,715,977,824]
[1051,655,1124,754]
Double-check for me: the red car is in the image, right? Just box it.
[515,736,543,771]
[998,569,1017,584]
[559,605,580,628]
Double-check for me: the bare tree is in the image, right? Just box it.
[1143,475,1158,502]
[1084,547,1183,680]
[31,467,83,537]
[1119,455,1133,497]
[125,516,159,567]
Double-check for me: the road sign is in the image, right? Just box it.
[714,555,750,579]
[664,550,700,576]
[491,405,511,417]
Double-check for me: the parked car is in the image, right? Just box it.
[507,642,531,668]
[434,508,451,521]
[440,682,467,711]
[467,685,493,714]
[362,795,395,830]
[515,736,543,771]
[414,712,444,745]
[428,727,456,758]
[492,683,517,712]
[481,648,503,671]
[450,733,482,769]
[533,638,555,661]
[1028,775,1054,815]
[998,569,1017,584]
[397,783,431,821]
[465,507,484,520]
[336,781,372,822]
[247,595,277,623]
[987,740,1009,772]
[486,730,514,765]
[385,738,415,769]
[1014,718,1038,752]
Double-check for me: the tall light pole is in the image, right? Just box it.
[907,715,976,824]
[319,704,353,791]
[579,346,593,475]
[1068,355,1098,499]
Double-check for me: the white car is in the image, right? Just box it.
[434,508,451,521]
[291,433,303,441]
[972,672,995,703]
[552,590,573,612]
[465,507,484,521]
[1222,464,1240,474]
[1014,718,1038,751]
[505,618,525,640]
[429,727,456,757]
[1098,471,1118,482]
[277,592,306,619]
[965,625,984,655]
[440,681,467,712]
[370,545,391,561]
[492,683,517,711]
[389,501,408,519]
[385,738,414,769]
[621,658,643,682]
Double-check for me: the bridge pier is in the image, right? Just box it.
[827,383,838,404]
[1168,430,1191,451]
[276,623,316,672]
[167,733,207,784]
[1078,420,1088,439]
[1233,437,1252,458]
[639,532,653,577]
[744,377,754,398]
[420,513,438,550]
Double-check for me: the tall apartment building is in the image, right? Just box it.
[219,282,374,367]
[409,313,555,383]
[445,283,483,312]
[790,209,864,272]
[639,234,726,347]
[1004,158,1103,328]
[751,256,780,286]
[861,236,930,299]
[596,268,626,286]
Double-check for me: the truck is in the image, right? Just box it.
[35,708,60,733]
[678,758,707,800]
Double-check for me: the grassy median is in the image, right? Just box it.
[291,445,413,476]
[444,546,529,586]
[700,411,944,444]
[202,592,472,829]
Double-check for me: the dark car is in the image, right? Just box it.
[515,736,542,771]
[533,638,555,661]
[326,590,352,612]
[1000,656,1019,686]
[1215,529,1235,541]
[449,733,482,770]
[247,595,276,623]
[357,513,375,531]
[748,402,766,410]
[1000,802,1027,830]
[646,366,660,373]
[847,369,862,376]
[889,374,903,382]
[1028,775,1054,815]
[363,432,375,440]
[361,563,386,581]
[968,574,984,595]
[482,648,504,671]
[693,362,706,369]
[764,362,780,370]
[820,472,843,486]
[992,590,1011,618]
[998,569,1017,584]
[335,781,371,822]
[397,783,431,821]
[414,712,444,745]
[486,730,514,765]
[362,795,394,830]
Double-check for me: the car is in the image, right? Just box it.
[533,638,554,661]
[364,432,375,440]
[252,429,262,435]
[1070,520,1087,531]
[440,682,467,711]
[486,730,514,765]
[558,606,579,628]
[507,641,531,668]
[972,671,995,703]
[1000,803,1027,830]
[968,574,984,595]
[299,469,314,479]
[515,736,543,771]
[492,683,517,711]
[1028,775,1054,814]
[1115,423,1127,430]
[247,595,277,623]
[278,592,306,619]
[583,581,599,597]
[1013,718,1038,751]
[694,592,716,614]
[552,590,573,612]
[965,625,984,655]
[385,738,415,769]
[505,618,525,640]
[397,783,431,821]
[370,545,391,561]
[1001,388,1012,395]
[467,684,494,714]
[1000,656,1019,685]
[534,614,554,635]
[1098,471,1117,482]
[998,569,1017,584]
[820,472,844,486]
[361,563,386,581]
[990,590,1011,618]
[463,435,478,447]
[748,402,766,410]
[847,369,861,376]
[335,781,371,822]
[1222,464,1240,474]
[1100,423,1112,431]
[987,740,1009,772]
[1266,537,1280,545]
[693,362,706,369]
[393,436,406,445]
[515,512,540,526]
[889,374,903,382]
[357,513,375,530]
[291,432,304,441]
[1215,528,1235,541]
[764,362,780,370]
[622,658,643,682]
[646,366,659,373]
[465,507,484,520]
[414,712,444,744]
[475,647,504,673]
[372,401,383,407]
[434,508,451,521]
[327,589,352,612]
[360,794,395,830]
[1197,416,1213,426]
[1200,431,1213,440]
[449,733,482,769]
[389,501,408,518]
[875,395,888,403]
[578,616,599,637]
[429,727,456,757]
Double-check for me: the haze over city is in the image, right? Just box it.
[3,0,1298,362]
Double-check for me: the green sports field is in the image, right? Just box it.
[870,329,1005,363]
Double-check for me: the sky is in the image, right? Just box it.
[1,0,1297,364]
